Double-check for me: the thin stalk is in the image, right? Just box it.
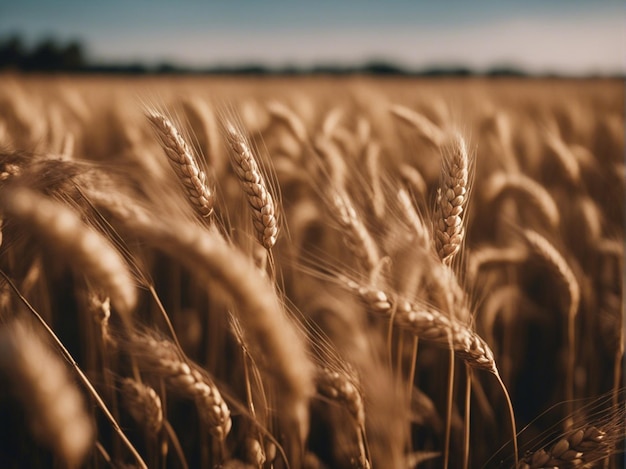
[463,365,472,469]
[495,372,518,467]
[148,284,185,354]
[164,421,189,469]
[406,336,419,455]
[95,441,112,464]
[159,379,169,469]
[407,337,419,403]
[396,332,405,378]
[443,349,455,469]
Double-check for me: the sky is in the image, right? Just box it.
[1,0,624,74]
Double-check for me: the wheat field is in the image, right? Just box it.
[0,75,623,468]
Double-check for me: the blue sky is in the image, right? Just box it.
[1,1,624,74]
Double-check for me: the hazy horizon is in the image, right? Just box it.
[1,0,624,75]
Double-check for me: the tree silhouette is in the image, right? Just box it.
[0,35,25,69]
[0,36,85,71]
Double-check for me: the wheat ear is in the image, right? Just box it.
[181,96,224,176]
[1,187,136,320]
[321,107,345,138]
[543,130,581,186]
[120,377,164,436]
[340,277,497,372]
[130,332,231,440]
[87,293,112,344]
[330,190,381,278]
[316,367,370,469]
[433,132,470,265]
[517,426,615,468]
[316,367,365,427]
[313,134,348,189]
[390,104,445,148]
[146,109,215,218]
[484,171,560,230]
[0,320,94,467]
[398,163,428,199]
[397,187,431,250]
[224,121,279,249]
[267,100,309,144]
[364,141,386,220]
[467,245,528,284]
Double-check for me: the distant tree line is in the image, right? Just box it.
[0,35,86,71]
[0,34,617,77]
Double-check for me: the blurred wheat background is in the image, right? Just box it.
[0,2,624,468]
